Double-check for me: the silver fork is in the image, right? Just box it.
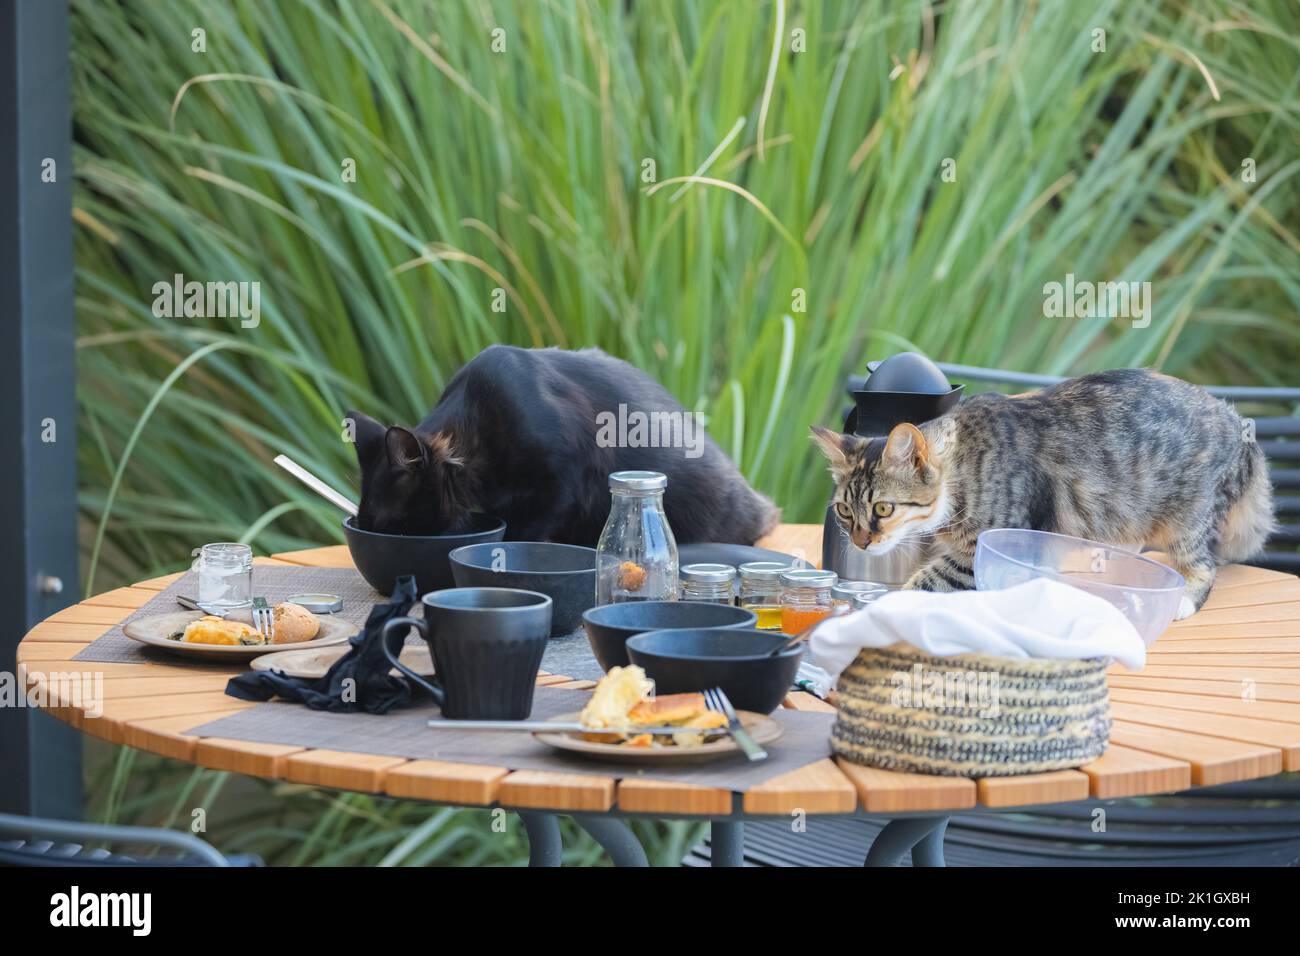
[703,687,767,762]
[252,597,275,643]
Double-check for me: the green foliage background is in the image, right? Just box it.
[69,0,1299,864]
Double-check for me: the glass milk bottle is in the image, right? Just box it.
[595,471,679,605]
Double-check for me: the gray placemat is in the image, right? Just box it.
[185,687,835,791]
[74,567,385,664]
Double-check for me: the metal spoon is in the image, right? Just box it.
[768,624,819,657]
[274,454,359,516]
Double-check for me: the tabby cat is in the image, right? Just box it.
[349,345,779,545]
[812,369,1274,618]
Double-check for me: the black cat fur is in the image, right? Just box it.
[348,345,779,545]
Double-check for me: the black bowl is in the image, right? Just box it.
[343,514,506,596]
[450,542,596,637]
[581,601,756,672]
[625,628,803,715]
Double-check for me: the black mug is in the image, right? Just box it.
[381,587,552,719]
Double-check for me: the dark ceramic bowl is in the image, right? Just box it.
[449,542,596,637]
[581,601,756,672]
[625,628,804,715]
[343,514,506,596]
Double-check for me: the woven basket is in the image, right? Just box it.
[830,642,1111,777]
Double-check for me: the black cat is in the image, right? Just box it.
[348,345,779,545]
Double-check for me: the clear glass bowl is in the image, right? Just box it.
[974,528,1186,646]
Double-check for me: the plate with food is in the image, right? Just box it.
[251,643,433,679]
[123,603,355,661]
[533,665,783,764]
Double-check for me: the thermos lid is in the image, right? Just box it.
[680,563,736,584]
[609,470,667,492]
[780,568,838,589]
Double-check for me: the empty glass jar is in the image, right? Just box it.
[191,542,253,609]
[833,580,890,613]
[595,471,679,605]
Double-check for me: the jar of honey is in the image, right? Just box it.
[780,568,838,635]
[680,563,737,605]
[738,561,788,630]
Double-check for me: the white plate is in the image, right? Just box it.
[251,643,433,679]
[123,610,356,661]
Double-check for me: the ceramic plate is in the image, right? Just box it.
[533,710,783,764]
[251,643,433,679]
[123,610,356,661]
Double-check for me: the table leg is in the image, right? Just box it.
[518,811,562,867]
[863,816,949,867]
[572,815,649,867]
[710,820,744,867]
[911,817,949,867]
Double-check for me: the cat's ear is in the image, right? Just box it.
[425,431,464,471]
[810,425,862,480]
[882,423,929,470]
[385,426,427,473]
[347,410,388,467]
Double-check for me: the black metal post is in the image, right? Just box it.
[0,0,82,819]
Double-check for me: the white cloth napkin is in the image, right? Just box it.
[809,578,1146,683]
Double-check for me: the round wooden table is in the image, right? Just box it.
[17,525,1300,866]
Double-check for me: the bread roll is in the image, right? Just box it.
[271,602,321,644]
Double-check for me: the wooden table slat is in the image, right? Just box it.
[283,750,410,793]
[976,770,1091,808]
[1078,744,1191,799]
[385,761,511,806]
[1109,701,1300,769]
[835,760,977,813]
[617,779,732,816]
[1109,673,1300,702]
[497,770,616,812]
[1108,721,1283,786]
[1109,687,1300,724]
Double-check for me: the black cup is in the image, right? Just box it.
[380,587,552,719]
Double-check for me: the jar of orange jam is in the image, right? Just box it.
[780,568,838,635]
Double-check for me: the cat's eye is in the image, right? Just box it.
[834,503,853,522]
[873,502,894,518]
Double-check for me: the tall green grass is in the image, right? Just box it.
[73,0,1299,591]
[70,0,1299,864]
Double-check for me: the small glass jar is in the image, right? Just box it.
[680,563,736,604]
[738,561,788,630]
[191,542,253,609]
[852,588,890,611]
[780,568,838,635]
[595,471,679,605]
[833,580,890,613]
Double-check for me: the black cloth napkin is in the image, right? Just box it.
[225,575,422,714]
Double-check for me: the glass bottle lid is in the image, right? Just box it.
[609,470,667,492]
